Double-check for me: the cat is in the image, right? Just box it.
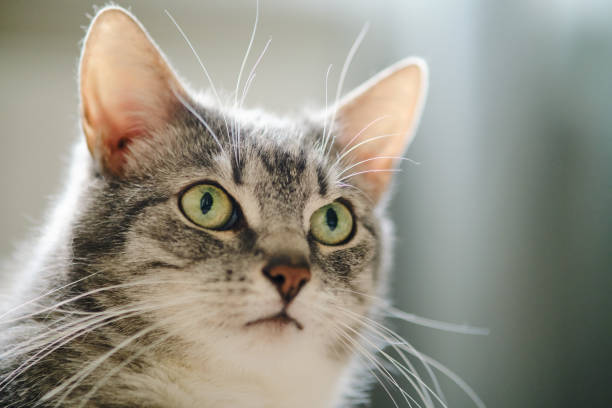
[0,5,433,407]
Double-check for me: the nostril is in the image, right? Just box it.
[262,267,286,290]
[271,274,285,286]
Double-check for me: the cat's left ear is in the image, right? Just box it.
[79,6,186,176]
[333,58,427,201]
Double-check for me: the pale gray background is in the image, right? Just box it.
[1,1,611,407]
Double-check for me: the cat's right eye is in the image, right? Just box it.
[179,183,238,230]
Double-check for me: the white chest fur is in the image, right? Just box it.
[124,333,349,408]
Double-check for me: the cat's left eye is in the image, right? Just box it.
[310,201,354,245]
[179,183,238,230]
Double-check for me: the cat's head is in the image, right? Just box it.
[75,6,426,377]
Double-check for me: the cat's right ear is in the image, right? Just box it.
[79,7,186,176]
[331,58,427,201]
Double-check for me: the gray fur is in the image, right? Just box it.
[0,90,390,407]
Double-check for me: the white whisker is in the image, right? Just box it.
[1,294,203,390]
[0,279,193,325]
[1,309,146,390]
[415,353,486,408]
[386,306,490,336]
[0,272,98,321]
[336,181,375,204]
[240,36,272,109]
[334,287,489,336]
[38,297,204,405]
[164,10,231,142]
[337,115,390,156]
[304,302,414,408]
[339,168,402,182]
[320,64,333,153]
[48,322,166,406]
[338,156,417,177]
[334,304,444,407]
[77,331,176,407]
[335,328,407,408]
[324,22,370,156]
[333,133,399,167]
[241,72,256,108]
[234,0,260,163]
[325,304,439,408]
[173,88,225,154]
[306,294,444,407]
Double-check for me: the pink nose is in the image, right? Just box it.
[263,262,311,304]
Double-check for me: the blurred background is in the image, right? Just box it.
[1,0,611,407]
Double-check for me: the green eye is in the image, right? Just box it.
[310,201,354,245]
[180,184,237,230]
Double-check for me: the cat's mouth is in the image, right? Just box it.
[245,310,303,330]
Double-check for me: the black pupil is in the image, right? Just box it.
[326,208,338,230]
[200,192,213,214]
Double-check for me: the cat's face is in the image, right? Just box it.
[75,6,426,379]
[86,114,380,364]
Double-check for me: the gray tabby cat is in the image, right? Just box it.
[0,6,428,407]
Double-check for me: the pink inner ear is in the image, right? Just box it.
[80,56,179,174]
[82,75,161,174]
[79,7,183,176]
[82,65,172,173]
[100,115,148,175]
